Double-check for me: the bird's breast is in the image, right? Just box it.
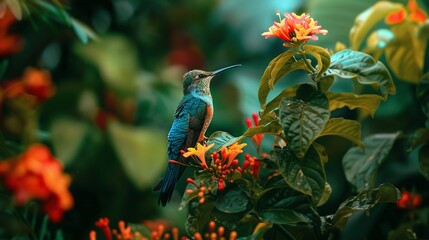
[198,104,213,142]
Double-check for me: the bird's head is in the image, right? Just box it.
[182,64,241,95]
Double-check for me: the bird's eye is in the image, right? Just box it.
[195,74,205,80]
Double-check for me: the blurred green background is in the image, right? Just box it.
[1,0,429,239]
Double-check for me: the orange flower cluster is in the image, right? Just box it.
[397,191,422,210]
[386,0,427,25]
[185,178,211,204]
[1,67,56,105]
[245,113,263,148]
[0,10,22,56]
[193,221,237,240]
[182,142,246,192]
[0,144,73,222]
[262,11,327,47]
[91,218,237,240]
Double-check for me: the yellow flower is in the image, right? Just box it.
[183,143,215,169]
[262,11,328,47]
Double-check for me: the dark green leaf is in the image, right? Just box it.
[317,118,363,147]
[342,132,400,191]
[328,49,395,99]
[302,45,331,79]
[275,146,326,204]
[215,185,249,214]
[0,60,8,80]
[327,92,384,117]
[416,73,429,127]
[240,222,273,240]
[418,144,429,181]
[331,183,399,229]
[179,183,198,211]
[388,223,417,240]
[186,198,216,235]
[259,209,310,225]
[317,182,332,207]
[407,128,429,151]
[258,50,307,107]
[206,131,239,156]
[279,93,330,158]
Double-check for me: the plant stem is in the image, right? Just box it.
[298,49,317,75]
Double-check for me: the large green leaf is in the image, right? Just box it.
[186,198,216,235]
[349,1,403,50]
[330,183,399,229]
[206,131,239,156]
[275,146,326,204]
[258,209,311,225]
[419,144,429,181]
[258,50,307,107]
[262,85,298,116]
[327,92,384,117]
[279,94,330,158]
[302,45,331,79]
[328,49,395,99]
[316,118,363,147]
[215,185,249,214]
[385,22,426,84]
[342,132,400,191]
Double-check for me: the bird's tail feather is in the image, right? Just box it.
[158,163,180,206]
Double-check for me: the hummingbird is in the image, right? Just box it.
[154,64,241,206]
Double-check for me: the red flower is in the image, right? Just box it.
[245,113,264,148]
[0,10,22,56]
[397,191,422,210]
[0,144,73,222]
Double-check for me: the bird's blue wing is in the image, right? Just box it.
[157,95,207,205]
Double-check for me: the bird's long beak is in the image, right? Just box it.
[211,64,242,75]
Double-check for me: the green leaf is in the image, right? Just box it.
[385,22,426,83]
[328,49,395,99]
[259,209,311,225]
[71,19,98,44]
[262,85,298,115]
[243,222,273,240]
[407,128,429,151]
[342,132,400,191]
[302,45,331,79]
[416,73,429,127]
[316,118,363,147]
[317,182,332,207]
[275,146,326,204]
[179,183,199,211]
[258,50,307,107]
[279,93,330,158]
[349,1,403,50]
[240,120,282,140]
[331,183,400,229]
[0,60,8,80]
[186,198,216,236]
[418,144,429,181]
[206,131,239,156]
[215,185,249,214]
[327,92,384,117]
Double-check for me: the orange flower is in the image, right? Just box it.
[262,11,328,47]
[385,0,427,25]
[0,144,73,222]
[1,67,55,104]
[0,10,22,56]
[182,143,214,169]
